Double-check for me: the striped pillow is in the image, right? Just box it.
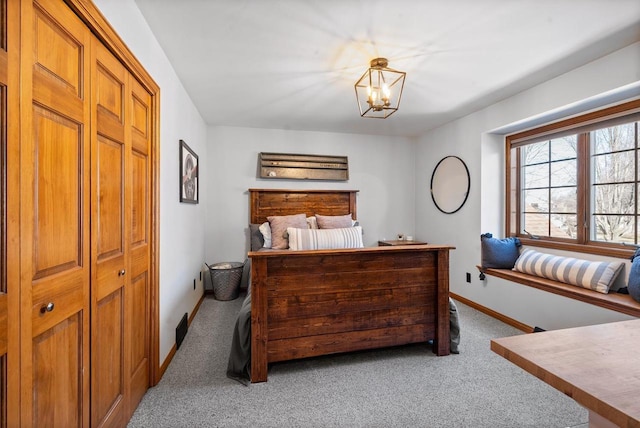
[512,248,623,294]
[287,226,364,251]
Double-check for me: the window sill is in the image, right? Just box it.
[478,266,640,318]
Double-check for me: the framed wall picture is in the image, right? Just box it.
[180,139,199,203]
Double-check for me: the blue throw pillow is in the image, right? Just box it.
[481,233,521,269]
[628,247,640,303]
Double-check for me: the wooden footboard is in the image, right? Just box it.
[249,244,453,382]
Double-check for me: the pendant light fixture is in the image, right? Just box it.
[354,57,406,119]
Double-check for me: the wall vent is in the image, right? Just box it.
[176,312,188,349]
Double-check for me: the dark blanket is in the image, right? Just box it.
[226,260,252,385]
[226,286,252,385]
[226,260,462,385]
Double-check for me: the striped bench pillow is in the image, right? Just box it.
[287,226,364,251]
[513,248,623,294]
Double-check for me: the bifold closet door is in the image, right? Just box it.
[2,0,20,426]
[127,70,152,415]
[20,0,92,426]
[91,36,153,425]
[91,38,130,428]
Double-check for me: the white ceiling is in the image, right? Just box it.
[134,0,640,137]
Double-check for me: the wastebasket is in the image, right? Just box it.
[206,261,244,301]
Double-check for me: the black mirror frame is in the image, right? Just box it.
[430,155,470,214]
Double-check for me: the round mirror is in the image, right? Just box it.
[430,156,470,214]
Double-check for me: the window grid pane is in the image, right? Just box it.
[589,122,639,244]
[520,138,577,239]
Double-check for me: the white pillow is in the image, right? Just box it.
[258,222,272,248]
[287,226,364,251]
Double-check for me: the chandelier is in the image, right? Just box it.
[354,58,406,119]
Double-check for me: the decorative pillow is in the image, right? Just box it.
[258,222,272,248]
[249,224,264,251]
[513,248,624,294]
[627,247,640,302]
[315,213,354,229]
[480,233,521,269]
[287,226,364,251]
[267,213,308,249]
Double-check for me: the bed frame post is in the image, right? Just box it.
[250,256,269,382]
[435,249,451,356]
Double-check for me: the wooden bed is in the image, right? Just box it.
[248,188,453,382]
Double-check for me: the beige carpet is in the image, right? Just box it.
[128,294,587,428]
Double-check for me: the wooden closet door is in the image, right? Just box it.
[91,38,153,424]
[128,75,152,413]
[1,0,20,425]
[20,0,91,426]
[0,1,6,420]
[90,39,129,428]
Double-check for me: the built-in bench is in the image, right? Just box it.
[479,266,640,318]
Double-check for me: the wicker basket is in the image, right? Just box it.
[206,262,244,301]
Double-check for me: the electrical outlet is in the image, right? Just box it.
[193,278,196,290]
[466,272,471,283]
[199,271,202,281]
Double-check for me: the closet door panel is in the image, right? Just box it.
[131,152,147,250]
[96,135,123,260]
[4,0,20,424]
[30,74,88,428]
[129,272,147,389]
[0,1,8,423]
[93,289,124,428]
[22,1,91,426]
[33,8,82,96]
[32,313,83,427]
[32,107,82,276]
[128,78,151,412]
[91,39,128,428]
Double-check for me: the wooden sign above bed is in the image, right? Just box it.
[258,152,349,181]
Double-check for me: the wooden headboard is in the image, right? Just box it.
[249,189,358,224]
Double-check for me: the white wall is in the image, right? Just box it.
[93,0,208,364]
[205,126,416,264]
[416,42,640,329]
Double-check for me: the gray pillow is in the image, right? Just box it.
[481,233,521,269]
[249,223,264,251]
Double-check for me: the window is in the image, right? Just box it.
[506,99,640,257]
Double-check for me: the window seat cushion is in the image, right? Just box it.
[479,266,640,318]
[513,248,624,294]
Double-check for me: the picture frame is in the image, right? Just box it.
[180,139,199,204]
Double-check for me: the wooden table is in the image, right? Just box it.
[378,239,428,246]
[491,319,640,427]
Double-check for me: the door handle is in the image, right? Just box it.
[118,269,126,276]
[40,302,55,314]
